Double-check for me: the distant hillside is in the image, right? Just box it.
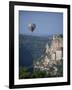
[19,34,52,61]
[19,34,53,69]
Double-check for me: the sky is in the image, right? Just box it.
[19,10,63,36]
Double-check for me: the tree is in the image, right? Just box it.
[19,67,30,79]
[31,70,47,78]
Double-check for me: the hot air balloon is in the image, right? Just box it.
[28,23,36,32]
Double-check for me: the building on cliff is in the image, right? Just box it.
[34,34,63,71]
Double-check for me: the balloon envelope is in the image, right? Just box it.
[28,23,36,32]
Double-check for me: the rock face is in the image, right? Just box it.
[34,35,63,73]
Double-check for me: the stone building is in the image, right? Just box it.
[41,35,63,67]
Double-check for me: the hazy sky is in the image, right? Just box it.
[19,10,63,36]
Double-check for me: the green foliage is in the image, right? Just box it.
[31,70,47,78]
[19,67,30,79]
[19,60,63,79]
[19,67,47,79]
[57,34,63,38]
[56,60,63,77]
[47,67,56,77]
[47,60,63,77]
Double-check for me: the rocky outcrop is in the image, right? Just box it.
[34,35,63,73]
